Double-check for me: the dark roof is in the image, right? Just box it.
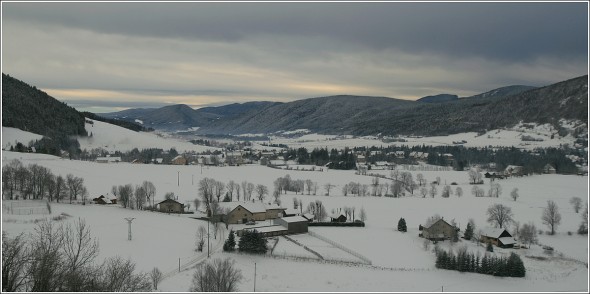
[158,198,182,205]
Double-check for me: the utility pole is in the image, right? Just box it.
[177,171,180,186]
[254,263,257,292]
[192,174,194,185]
[179,258,181,272]
[207,220,210,258]
[124,218,135,240]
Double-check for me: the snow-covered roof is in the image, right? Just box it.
[302,213,314,220]
[480,227,509,238]
[172,155,185,161]
[222,202,284,214]
[243,225,287,234]
[96,156,121,162]
[280,216,308,223]
[499,237,516,245]
[284,208,300,215]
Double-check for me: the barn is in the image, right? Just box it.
[420,218,456,241]
[274,216,309,234]
[480,228,515,248]
[157,199,185,213]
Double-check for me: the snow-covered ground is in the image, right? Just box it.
[2,150,588,292]
[1,127,43,150]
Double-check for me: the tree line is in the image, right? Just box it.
[2,159,87,204]
[434,246,525,277]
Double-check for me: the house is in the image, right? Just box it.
[260,156,269,166]
[372,161,393,170]
[274,216,309,234]
[443,154,454,165]
[420,218,456,241]
[504,165,524,177]
[152,158,163,164]
[330,213,347,223]
[96,156,121,163]
[171,155,187,165]
[480,228,515,248]
[92,195,116,205]
[157,199,185,213]
[484,172,504,180]
[543,164,557,174]
[395,151,405,158]
[222,202,286,224]
[131,159,143,164]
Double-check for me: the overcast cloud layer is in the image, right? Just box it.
[2,2,588,112]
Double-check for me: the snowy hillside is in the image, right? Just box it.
[78,118,218,153]
[1,127,43,150]
[2,151,587,292]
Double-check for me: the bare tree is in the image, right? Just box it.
[61,218,99,291]
[66,174,85,204]
[234,182,241,201]
[199,178,215,210]
[150,267,163,290]
[441,185,451,198]
[342,184,349,196]
[141,181,156,208]
[570,197,583,213]
[226,181,237,201]
[255,184,268,201]
[134,186,146,210]
[467,169,482,184]
[471,185,485,197]
[542,200,562,235]
[119,184,134,208]
[324,183,335,196]
[246,183,255,201]
[419,187,428,198]
[519,222,538,248]
[416,173,425,186]
[429,184,437,198]
[55,175,66,203]
[98,256,152,291]
[273,190,281,206]
[510,188,519,201]
[241,181,248,200]
[360,206,367,221]
[196,225,207,251]
[305,179,313,195]
[190,258,243,292]
[455,187,463,197]
[214,180,225,202]
[486,203,514,229]
[164,192,176,200]
[2,232,29,291]
[487,182,502,198]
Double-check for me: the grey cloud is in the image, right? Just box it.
[3,2,587,62]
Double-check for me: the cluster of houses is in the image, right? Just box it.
[420,218,518,248]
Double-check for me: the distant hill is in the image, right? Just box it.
[2,73,87,139]
[100,75,588,136]
[417,94,459,103]
[100,101,278,131]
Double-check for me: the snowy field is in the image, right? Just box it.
[1,151,588,292]
[1,127,43,150]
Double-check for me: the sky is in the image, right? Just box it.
[2,2,588,113]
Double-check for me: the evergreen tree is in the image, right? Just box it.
[397,217,407,232]
[237,230,267,254]
[464,222,474,241]
[223,230,236,252]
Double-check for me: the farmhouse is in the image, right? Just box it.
[92,195,116,205]
[171,155,187,165]
[220,202,286,224]
[157,199,185,213]
[420,218,456,241]
[504,165,524,177]
[282,208,301,217]
[302,213,315,222]
[225,151,244,166]
[480,228,516,248]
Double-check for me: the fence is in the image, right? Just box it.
[3,200,50,215]
[307,231,372,265]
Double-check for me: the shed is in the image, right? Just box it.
[274,216,309,234]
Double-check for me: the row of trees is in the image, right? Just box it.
[111,181,157,210]
[2,220,153,292]
[198,178,269,212]
[435,247,525,277]
[273,175,318,195]
[485,201,565,235]
[282,147,357,169]
[354,144,582,174]
[2,159,87,204]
